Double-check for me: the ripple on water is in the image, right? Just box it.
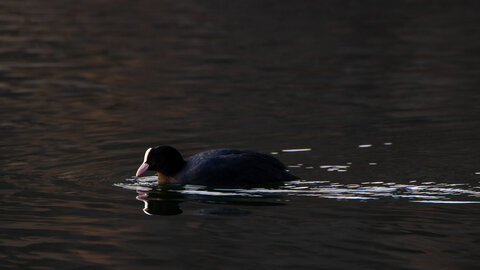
[114,177,480,204]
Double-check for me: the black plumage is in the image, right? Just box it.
[136,146,299,186]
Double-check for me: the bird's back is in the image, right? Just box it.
[175,149,298,186]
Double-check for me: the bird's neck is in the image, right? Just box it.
[157,172,174,184]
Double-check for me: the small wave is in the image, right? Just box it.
[281,148,312,152]
[115,177,480,204]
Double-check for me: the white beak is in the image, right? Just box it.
[136,163,149,177]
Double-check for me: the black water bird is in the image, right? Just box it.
[136,145,298,186]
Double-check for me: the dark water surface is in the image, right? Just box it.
[2,0,480,269]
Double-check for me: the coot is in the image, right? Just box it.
[135,145,299,186]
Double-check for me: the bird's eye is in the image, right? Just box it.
[143,147,152,163]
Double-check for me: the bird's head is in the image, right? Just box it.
[136,145,185,177]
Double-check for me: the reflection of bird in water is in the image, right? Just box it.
[133,183,286,216]
[136,145,298,186]
[136,188,184,216]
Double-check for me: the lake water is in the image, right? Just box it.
[2,0,480,269]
